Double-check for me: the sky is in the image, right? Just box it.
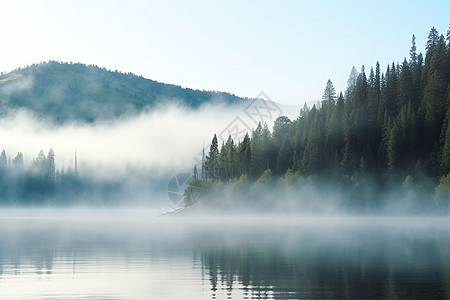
[1,0,449,105]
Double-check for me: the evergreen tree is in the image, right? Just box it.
[426,27,440,51]
[333,92,345,167]
[367,65,381,153]
[193,165,198,180]
[447,24,450,45]
[0,150,6,167]
[206,134,219,180]
[345,66,359,99]
[35,150,47,174]
[250,123,264,177]
[342,66,368,171]
[224,136,237,179]
[218,141,228,181]
[47,149,56,181]
[322,79,337,105]
[424,71,446,143]
[409,34,417,65]
[261,123,274,171]
[12,152,24,167]
[429,36,447,79]
[398,59,414,108]
[201,144,206,179]
[239,133,252,176]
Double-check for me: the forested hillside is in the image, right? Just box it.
[201,26,450,202]
[0,61,244,122]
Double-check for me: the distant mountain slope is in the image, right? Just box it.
[0,61,246,122]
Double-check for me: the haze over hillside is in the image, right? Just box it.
[0,61,246,123]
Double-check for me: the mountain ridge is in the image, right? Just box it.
[0,61,247,123]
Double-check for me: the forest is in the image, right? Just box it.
[0,149,82,204]
[0,61,245,123]
[196,26,450,210]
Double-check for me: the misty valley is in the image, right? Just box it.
[1,24,450,299]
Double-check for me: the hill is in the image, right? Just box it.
[0,61,245,122]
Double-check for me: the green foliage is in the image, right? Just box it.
[403,174,414,187]
[436,173,450,204]
[0,61,244,123]
[183,179,203,206]
[206,134,219,180]
[441,111,450,173]
[281,168,297,185]
[202,26,450,197]
[254,168,272,186]
[193,165,198,180]
[0,148,83,204]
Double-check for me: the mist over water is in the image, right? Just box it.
[0,98,305,210]
[1,210,450,299]
[0,103,246,174]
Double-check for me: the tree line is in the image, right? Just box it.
[0,149,80,204]
[200,25,450,202]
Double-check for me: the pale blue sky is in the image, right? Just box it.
[1,0,449,105]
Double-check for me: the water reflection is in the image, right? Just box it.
[0,213,450,299]
[189,217,450,299]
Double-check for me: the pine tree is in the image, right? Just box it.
[0,150,6,167]
[409,34,417,65]
[367,66,381,165]
[250,123,264,177]
[218,142,228,180]
[343,66,368,171]
[47,149,56,181]
[261,123,273,171]
[429,35,447,79]
[239,133,252,176]
[333,92,345,166]
[201,144,205,179]
[12,152,24,167]
[411,53,423,109]
[447,24,450,45]
[426,27,440,51]
[323,80,338,164]
[35,150,46,174]
[322,79,337,105]
[224,136,237,179]
[422,27,441,93]
[193,165,198,180]
[345,66,359,99]
[206,134,219,180]
[382,63,399,118]
[398,59,414,108]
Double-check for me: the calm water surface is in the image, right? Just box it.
[0,211,450,299]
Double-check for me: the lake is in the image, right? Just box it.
[0,210,449,299]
